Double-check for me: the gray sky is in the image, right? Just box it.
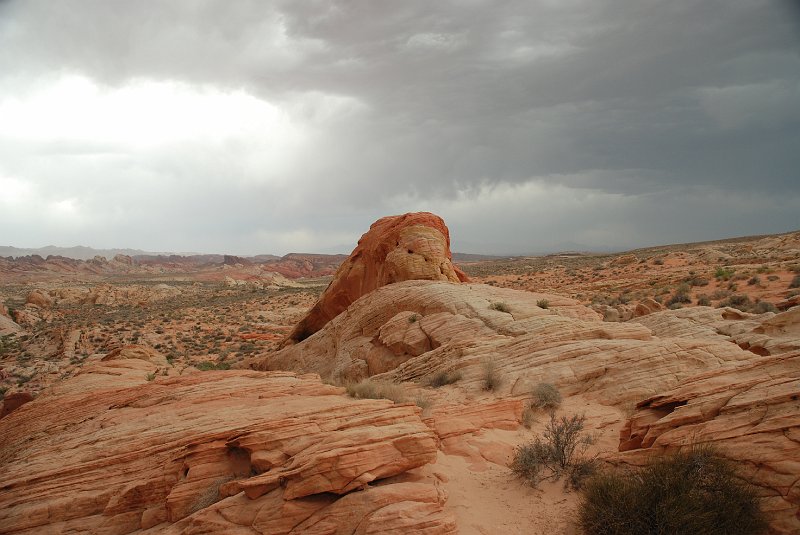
[1,0,798,255]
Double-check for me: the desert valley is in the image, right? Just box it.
[1,212,799,534]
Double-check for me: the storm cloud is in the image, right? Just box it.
[1,0,798,254]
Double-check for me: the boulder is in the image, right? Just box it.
[284,212,468,345]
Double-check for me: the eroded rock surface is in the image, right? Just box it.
[618,350,800,535]
[0,359,453,534]
[257,280,756,405]
[285,212,468,345]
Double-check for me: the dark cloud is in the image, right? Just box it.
[0,0,798,254]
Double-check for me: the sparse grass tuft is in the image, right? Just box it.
[145,372,156,381]
[482,360,502,391]
[346,379,406,403]
[429,369,462,388]
[578,445,767,535]
[490,301,511,313]
[536,299,550,309]
[531,382,562,410]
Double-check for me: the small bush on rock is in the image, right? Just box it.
[482,360,502,391]
[346,379,406,403]
[512,412,595,489]
[490,301,511,313]
[578,445,767,535]
[531,382,562,410]
[429,369,462,388]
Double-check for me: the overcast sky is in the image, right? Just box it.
[1,0,798,255]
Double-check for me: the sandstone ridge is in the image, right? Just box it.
[284,212,468,345]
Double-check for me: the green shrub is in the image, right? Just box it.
[429,369,462,388]
[531,382,562,410]
[490,301,511,313]
[714,267,735,281]
[578,445,767,535]
[194,361,231,371]
[696,295,711,306]
[752,301,777,314]
[346,379,406,403]
[512,412,595,489]
[719,294,751,311]
[536,299,550,309]
[482,360,502,391]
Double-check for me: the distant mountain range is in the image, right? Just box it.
[1,245,509,262]
[0,245,186,261]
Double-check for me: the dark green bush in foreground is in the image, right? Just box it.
[579,446,767,535]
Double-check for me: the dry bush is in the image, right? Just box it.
[490,301,511,313]
[482,360,502,391]
[429,369,462,388]
[512,412,595,489]
[346,379,406,403]
[531,382,562,410]
[579,445,767,535]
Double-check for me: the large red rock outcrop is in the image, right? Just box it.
[284,212,468,345]
[0,358,454,534]
[256,280,756,404]
[618,350,800,534]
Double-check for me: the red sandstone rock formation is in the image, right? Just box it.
[257,279,754,398]
[617,350,800,534]
[0,359,454,533]
[284,212,468,345]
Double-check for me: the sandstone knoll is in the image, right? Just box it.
[634,306,800,356]
[257,280,754,406]
[0,352,455,534]
[617,350,800,534]
[284,212,468,345]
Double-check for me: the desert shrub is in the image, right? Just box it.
[536,299,550,309]
[710,289,731,300]
[0,386,7,399]
[653,258,664,265]
[667,284,692,306]
[695,294,711,306]
[145,372,156,381]
[195,361,231,371]
[684,273,709,287]
[408,314,418,323]
[747,276,761,286]
[752,301,777,314]
[714,267,735,281]
[429,369,462,388]
[482,360,502,391]
[490,301,511,313]
[512,412,595,489]
[531,382,562,410]
[756,265,772,274]
[414,395,432,412]
[578,445,767,535]
[790,275,800,289]
[719,294,751,311]
[346,379,406,403]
